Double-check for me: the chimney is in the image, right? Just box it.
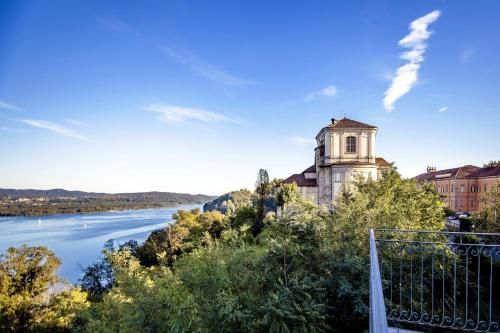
[331,118,337,125]
[426,166,436,173]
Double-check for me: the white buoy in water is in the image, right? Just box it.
[38,219,41,225]
[84,223,87,229]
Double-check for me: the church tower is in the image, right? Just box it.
[283,117,390,209]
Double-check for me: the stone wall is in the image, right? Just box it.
[298,186,319,204]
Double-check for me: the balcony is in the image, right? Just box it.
[370,229,500,332]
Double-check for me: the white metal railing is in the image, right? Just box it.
[370,229,390,333]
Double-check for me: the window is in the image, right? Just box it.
[346,136,356,153]
[451,186,454,193]
[445,185,448,193]
[333,171,345,182]
[460,200,463,208]
[461,185,464,193]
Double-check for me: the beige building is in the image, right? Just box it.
[415,165,500,213]
[283,117,390,208]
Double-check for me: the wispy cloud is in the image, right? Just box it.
[144,104,242,125]
[100,16,251,87]
[438,106,448,112]
[305,85,337,101]
[65,119,88,126]
[288,136,316,145]
[20,119,94,142]
[0,100,20,111]
[383,10,441,112]
[163,47,252,86]
[1,126,27,133]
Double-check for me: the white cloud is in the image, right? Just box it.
[0,100,19,111]
[20,119,94,142]
[144,104,241,125]
[65,119,88,126]
[289,136,316,145]
[383,10,441,112]
[305,85,337,101]
[438,106,448,112]
[164,47,252,86]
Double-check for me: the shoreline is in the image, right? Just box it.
[0,202,206,218]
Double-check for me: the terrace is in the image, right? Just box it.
[370,229,500,332]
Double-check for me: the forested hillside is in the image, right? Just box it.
[202,189,255,214]
[0,188,216,216]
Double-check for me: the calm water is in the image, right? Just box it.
[0,205,200,283]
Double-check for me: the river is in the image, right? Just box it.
[0,204,201,283]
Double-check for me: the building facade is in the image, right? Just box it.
[283,117,390,208]
[415,165,500,213]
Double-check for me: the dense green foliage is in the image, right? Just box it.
[202,189,255,215]
[473,183,500,233]
[0,246,88,332]
[2,168,450,332]
[71,167,446,332]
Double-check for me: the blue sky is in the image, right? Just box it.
[1,0,499,195]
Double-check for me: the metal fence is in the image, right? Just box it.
[370,229,500,333]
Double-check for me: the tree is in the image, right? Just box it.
[39,288,89,331]
[483,160,500,167]
[473,183,500,233]
[260,278,328,333]
[329,168,445,256]
[254,169,272,236]
[74,250,200,333]
[231,205,257,229]
[276,182,301,212]
[0,246,61,332]
[79,258,113,302]
[322,167,446,331]
[0,246,88,332]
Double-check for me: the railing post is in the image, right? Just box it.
[370,229,389,333]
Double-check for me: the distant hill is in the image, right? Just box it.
[0,188,217,217]
[0,188,105,198]
[0,188,215,202]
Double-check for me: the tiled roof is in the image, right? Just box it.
[468,166,500,178]
[328,117,377,129]
[302,165,316,173]
[283,173,317,187]
[375,157,391,167]
[414,165,493,181]
[415,167,461,181]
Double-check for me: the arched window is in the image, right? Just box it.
[346,136,356,153]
